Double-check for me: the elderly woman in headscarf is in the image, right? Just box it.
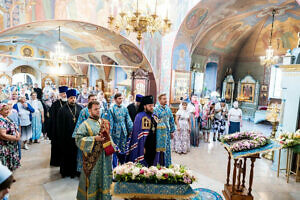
[0,103,21,171]
[173,100,191,154]
[201,101,215,143]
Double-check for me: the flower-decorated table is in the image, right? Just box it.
[110,162,197,199]
[276,130,300,183]
[221,131,281,200]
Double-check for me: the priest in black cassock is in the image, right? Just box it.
[127,94,143,122]
[57,89,82,178]
[48,86,68,166]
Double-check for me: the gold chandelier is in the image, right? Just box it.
[260,9,279,67]
[108,0,172,43]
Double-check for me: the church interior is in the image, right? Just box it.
[0,0,299,200]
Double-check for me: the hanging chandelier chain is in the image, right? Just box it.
[58,26,61,42]
[269,9,276,46]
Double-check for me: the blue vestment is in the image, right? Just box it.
[153,104,175,167]
[109,104,133,166]
[72,107,89,172]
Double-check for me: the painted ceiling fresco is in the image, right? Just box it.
[0,20,153,75]
[173,0,300,66]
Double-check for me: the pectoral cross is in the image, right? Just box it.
[73,117,76,123]
[144,120,150,127]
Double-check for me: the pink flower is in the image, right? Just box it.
[140,169,145,174]
[164,174,169,178]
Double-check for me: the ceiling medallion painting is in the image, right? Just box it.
[119,44,143,64]
[21,45,34,57]
[185,8,208,30]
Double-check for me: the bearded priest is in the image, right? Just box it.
[75,100,115,200]
[57,89,82,178]
[127,95,157,166]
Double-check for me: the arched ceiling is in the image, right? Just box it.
[0,20,153,75]
[173,0,300,63]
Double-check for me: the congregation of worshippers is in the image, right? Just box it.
[0,1,300,200]
[0,82,239,198]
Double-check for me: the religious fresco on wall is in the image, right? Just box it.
[170,71,190,103]
[88,54,101,64]
[185,8,207,30]
[254,17,300,56]
[172,43,191,71]
[119,44,143,64]
[20,45,34,57]
[0,20,154,84]
[76,56,89,75]
[212,22,252,49]
[0,0,200,96]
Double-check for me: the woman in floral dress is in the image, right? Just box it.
[0,103,21,171]
[173,101,191,154]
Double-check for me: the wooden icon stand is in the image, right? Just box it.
[223,150,260,200]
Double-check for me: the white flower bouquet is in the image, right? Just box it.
[113,162,196,184]
[276,129,300,148]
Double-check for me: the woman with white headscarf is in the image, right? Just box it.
[173,101,191,154]
[228,101,243,134]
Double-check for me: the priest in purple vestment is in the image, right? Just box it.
[127,96,157,166]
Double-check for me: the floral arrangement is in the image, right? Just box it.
[276,129,300,148]
[113,162,196,184]
[221,131,269,152]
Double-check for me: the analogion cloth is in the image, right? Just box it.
[110,182,196,199]
[75,118,112,200]
[223,140,282,159]
[153,104,175,167]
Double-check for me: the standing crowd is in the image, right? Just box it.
[0,82,243,200]
[172,95,243,154]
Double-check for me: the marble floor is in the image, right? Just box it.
[9,121,300,200]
